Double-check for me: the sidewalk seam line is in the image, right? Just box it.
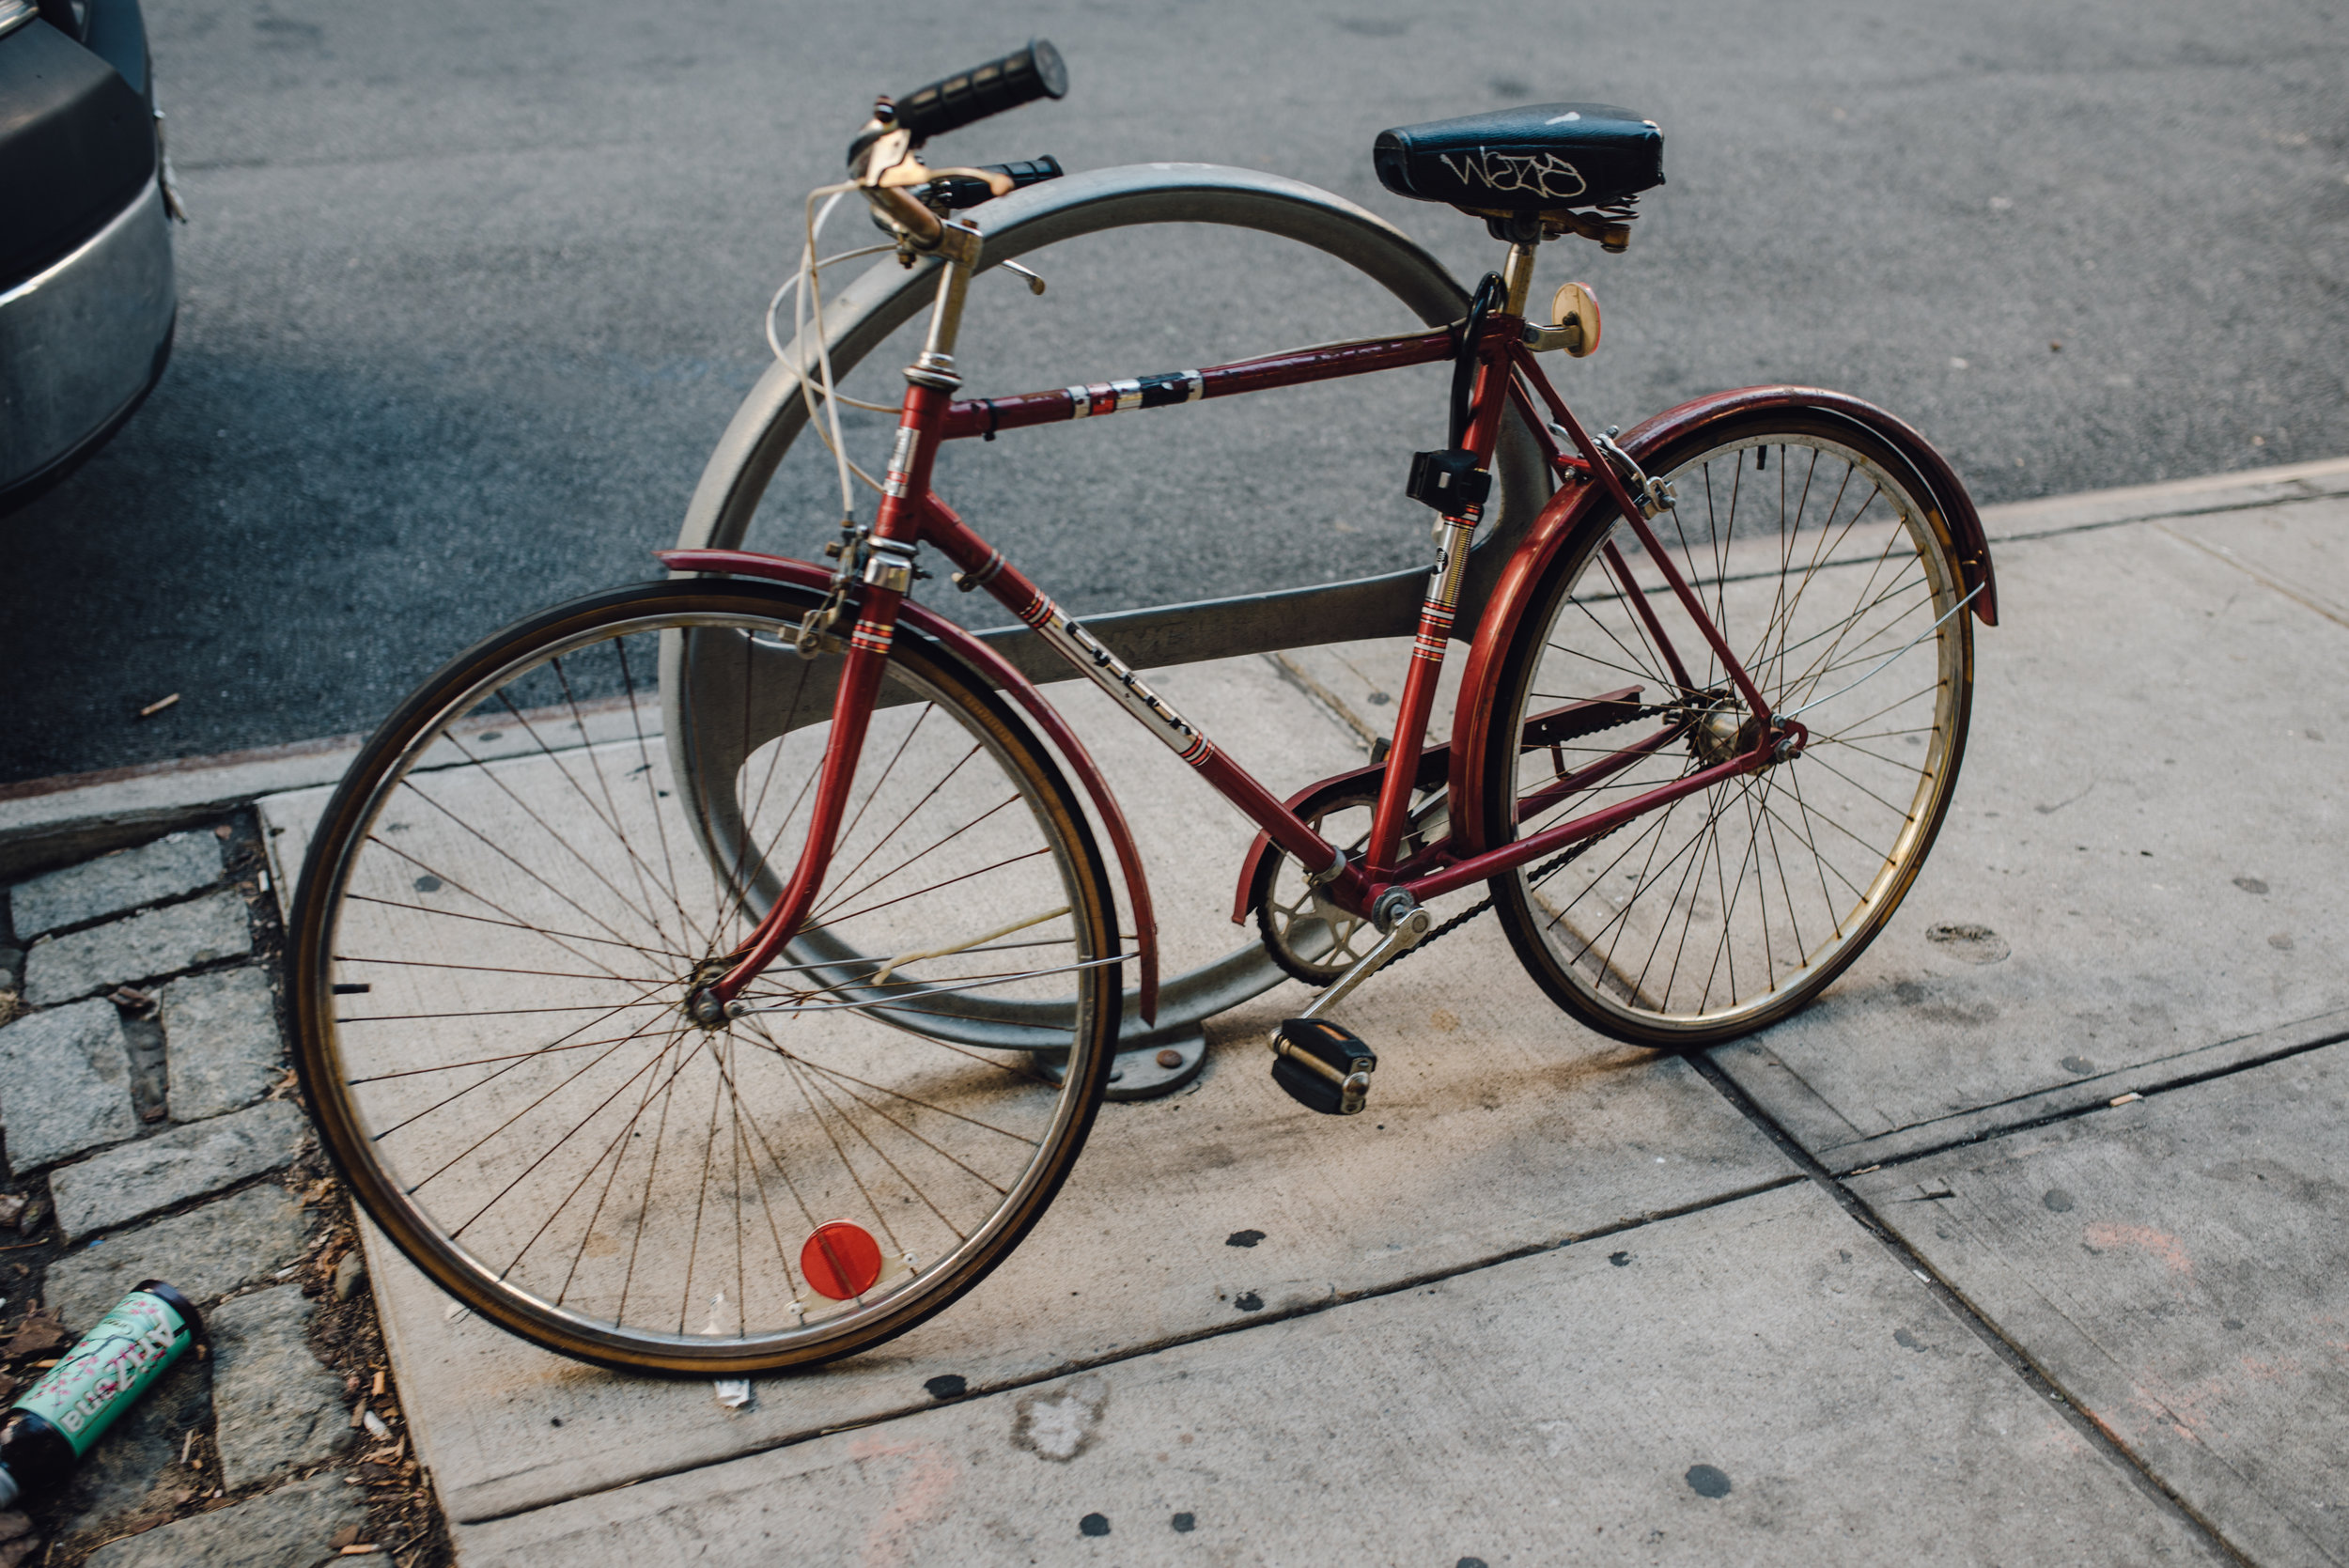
[1985,484,2346,545]
[448,1170,1809,1529]
[1807,1007,2345,1151]
[1682,1047,2256,1566]
[1817,1024,2349,1176]
[1263,651,1381,752]
[2151,520,2349,630]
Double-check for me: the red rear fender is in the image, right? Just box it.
[1445,386,1995,856]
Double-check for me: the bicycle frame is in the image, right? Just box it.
[697,218,1810,1009]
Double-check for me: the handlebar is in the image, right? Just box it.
[889,40,1067,144]
[926,156,1065,210]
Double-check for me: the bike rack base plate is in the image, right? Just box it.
[1039,1030,1207,1101]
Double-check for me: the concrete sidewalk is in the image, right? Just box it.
[11,458,2345,1564]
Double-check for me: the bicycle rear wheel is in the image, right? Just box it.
[288,579,1119,1373]
[1482,413,1974,1047]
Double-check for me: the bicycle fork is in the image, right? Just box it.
[696,225,984,1017]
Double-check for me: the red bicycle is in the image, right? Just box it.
[290,42,1996,1373]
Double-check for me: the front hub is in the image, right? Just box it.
[684,958,736,1030]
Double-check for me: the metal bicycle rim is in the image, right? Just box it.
[315,601,1110,1355]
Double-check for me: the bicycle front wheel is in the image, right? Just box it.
[289,579,1120,1373]
[1482,413,1975,1047]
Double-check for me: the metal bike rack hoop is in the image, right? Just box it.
[675,163,1548,662]
[668,164,1552,1090]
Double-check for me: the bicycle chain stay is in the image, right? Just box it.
[1385,811,1628,969]
[1301,698,1676,971]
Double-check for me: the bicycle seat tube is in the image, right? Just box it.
[1361,239,1539,881]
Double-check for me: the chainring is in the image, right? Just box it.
[1251,784,1380,986]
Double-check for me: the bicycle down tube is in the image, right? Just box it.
[706,225,1788,1009]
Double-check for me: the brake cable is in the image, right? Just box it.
[1448,271,1507,449]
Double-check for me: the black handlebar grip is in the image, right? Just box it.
[927,156,1066,210]
[891,40,1067,143]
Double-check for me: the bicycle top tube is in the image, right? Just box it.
[708,88,1787,1006]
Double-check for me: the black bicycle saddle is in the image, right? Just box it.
[1374,104,1664,212]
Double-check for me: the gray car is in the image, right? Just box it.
[0,0,178,514]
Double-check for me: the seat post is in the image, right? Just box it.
[1501,239,1540,316]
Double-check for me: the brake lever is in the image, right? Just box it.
[848,126,948,250]
[849,124,913,184]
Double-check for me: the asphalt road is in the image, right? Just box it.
[5,0,2345,785]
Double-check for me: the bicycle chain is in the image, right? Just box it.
[1383,701,1678,966]
[1388,815,1631,966]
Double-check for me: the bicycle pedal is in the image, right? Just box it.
[1269,1017,1377,1116]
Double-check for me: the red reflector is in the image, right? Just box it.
[801,1220,884,1300]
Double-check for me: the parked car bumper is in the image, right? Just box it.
[0,172,175,508]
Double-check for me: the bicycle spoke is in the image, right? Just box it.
[1501,429,1966,1032]
[334,953,668,986]
[343,893,671,960]
[554,1027,689,1307]
[459,1022,696,1245]
[813,793,1023,922]
[307,591,1128,1356]
[361,832,678,976]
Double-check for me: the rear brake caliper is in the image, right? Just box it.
[1592,426,1676,519]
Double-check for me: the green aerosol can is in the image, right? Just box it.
[0,1281,201,1506]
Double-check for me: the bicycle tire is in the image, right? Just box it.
[1480,411,1975,1047]
[288,578,1121,1374]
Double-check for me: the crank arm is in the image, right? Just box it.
[1292,903,1433,1026]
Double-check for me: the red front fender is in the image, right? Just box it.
[658,547,1160,1024]
[1446,385,1997,856]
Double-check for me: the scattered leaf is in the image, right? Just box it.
[5,1312,70,1359]
[0,1509,33,1568]
[108,986,158,1017]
